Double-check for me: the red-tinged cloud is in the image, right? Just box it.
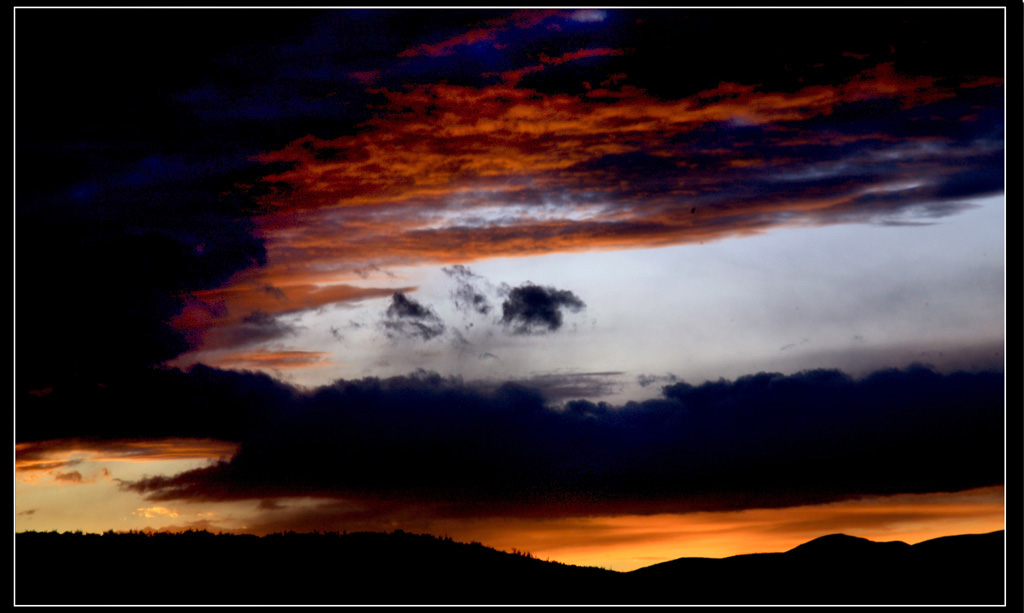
[398,10,566,58]
[492,47,628,85]
[348,70,381,85]
[246,62,1000,293]
[959,75,1004,89]
[171,58,1000,355]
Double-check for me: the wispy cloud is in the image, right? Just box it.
[212,349,336,371]
[443,265,493,316]
[490,47,628,85]
[245,64,1000,299]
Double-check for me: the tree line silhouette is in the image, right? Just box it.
[15,529,1004,605]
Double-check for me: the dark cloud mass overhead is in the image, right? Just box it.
[126,365,1001,514]
[17,363,998,517]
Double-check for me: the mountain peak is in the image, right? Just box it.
[787,533,910,556]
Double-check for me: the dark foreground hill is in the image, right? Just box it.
[15,529,1004,605]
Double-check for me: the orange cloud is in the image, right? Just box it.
[16,438,239,475]
[257,63,955,218]
[212,349,336,371]
[52,470,84,484]
[840,62,954,109]
[197,281,410,316]
[176,61,995,354]
[133,506,180,519]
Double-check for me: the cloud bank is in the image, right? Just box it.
[18,364,1000,517]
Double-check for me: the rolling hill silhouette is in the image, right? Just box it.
[630,530,1005,604]
[15,529,1004,605]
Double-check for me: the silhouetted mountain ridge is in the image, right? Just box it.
[15,529,1004,604]
[630,530,1004,604]
[790,531,902,550]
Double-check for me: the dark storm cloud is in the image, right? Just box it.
[16,170,268,391]
[43,364,997,516]
[382,293,446,341]
[15,10,292,392]
[500,283,586,335]
[17,365,297,444]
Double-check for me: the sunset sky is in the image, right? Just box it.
[15,7,1007,572]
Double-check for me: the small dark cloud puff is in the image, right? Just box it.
[382,292,446,341]
[53,470,84,483]
[500,283,585,334]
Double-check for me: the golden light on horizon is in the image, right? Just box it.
[425,486,1005,572]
